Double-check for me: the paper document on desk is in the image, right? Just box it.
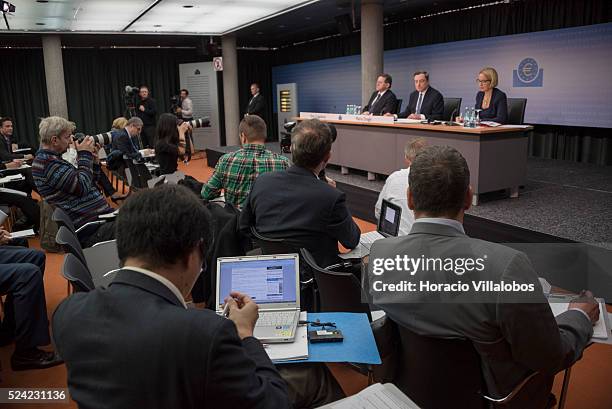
[10,229,36,239]
[0,174,25,184]
[548,296,610,339]
[395,118,422,124]
[480,121,502,127]
[13,148,31,153]
[19,164,31,169]
[265,311,308,363]
[500,124,531,129]
[329,383,420,409]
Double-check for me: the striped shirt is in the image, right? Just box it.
[33,149,113,228]
[201,143,290,208]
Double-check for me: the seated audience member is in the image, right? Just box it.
[62,139,128,203]
[111,117,128,133]
[0,228,62,370]
[475,66,508,124]
[0,116,37,195]
[32,116,116,247]
[396,71,444,121]
[374,137,426,236]
[202,115,289,208]
[53,185,295,408]
[0,189,40,232]
[370,145,598,408]
[111,116,145,160]
[362,73,398,116]
[240,118,360,267]
[154,113,192,175]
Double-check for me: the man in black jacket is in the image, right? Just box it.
[362,73,398,116]
[244,83,266,119]
[53,185,292,409]
[0,117,37,195]
[397,71,444,121]
[240,118,361,267]
[135,85,157,147]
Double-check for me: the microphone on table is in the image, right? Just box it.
[444,108,459,126]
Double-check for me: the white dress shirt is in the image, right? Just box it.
[414,87,429,119]
[374,167,414,236]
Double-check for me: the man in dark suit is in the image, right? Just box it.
[0,117,37,195]
[244,83,266,119]
[111,116,144,160]
[362,73,398,116]
[369,146,599,408]
[52,185,292,409]
[135,85,157,148]
[240,119,360,267]
[397,71,444,120]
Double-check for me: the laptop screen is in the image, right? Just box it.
[378,199,401,237]
[218,257,297,305]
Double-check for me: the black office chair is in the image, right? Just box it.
[394,99,403,115]
[507,98,527,124]
[52,207,106,245]
[375,318,542,409]
[56,226,87,267]
[250,226,317,311]
[61,253,95,293]
[443,97,462,121]
[123,158,152,190]
[300,248,370,320]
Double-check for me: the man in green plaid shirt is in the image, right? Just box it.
[202,115,290,208]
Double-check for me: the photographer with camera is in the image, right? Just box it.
[136,85,157,148]
[33,116,116,247]
[155,113,192,175]
[176,89,195,161]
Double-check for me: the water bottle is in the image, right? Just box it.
[463,107,471,128]
[345,105,350,115]
[357,105,362,115]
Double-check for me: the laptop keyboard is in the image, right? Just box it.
[361,231,384,245]
[258,311,297,327]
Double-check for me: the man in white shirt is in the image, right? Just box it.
[375,137,427,235]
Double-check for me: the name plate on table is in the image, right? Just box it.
[300,112,395,124]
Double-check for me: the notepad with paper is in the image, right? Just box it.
[320,383,421,409]
[265,311,309,363]
[10,229,36,239]
[548,295,610,340]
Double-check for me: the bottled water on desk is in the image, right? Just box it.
[463,107,472,128]
[356,105,362,114]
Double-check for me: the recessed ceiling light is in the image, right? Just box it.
[36,22,46,26]
[154,24,162,27]
[36,0,49,3]
[182,5,194,8]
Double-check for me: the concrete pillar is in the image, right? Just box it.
[42,35,68,118]
[361,0,384,106]
[222,35,240,146]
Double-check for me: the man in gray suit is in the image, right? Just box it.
[368,145,599,408]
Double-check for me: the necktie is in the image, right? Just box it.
[415,92,424,115]
[371,93,382,111]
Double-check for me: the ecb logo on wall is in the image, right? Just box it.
[513,57,543,87]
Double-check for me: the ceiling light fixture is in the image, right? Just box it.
[182,5,194,8]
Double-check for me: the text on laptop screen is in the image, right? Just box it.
[219,258,297,304]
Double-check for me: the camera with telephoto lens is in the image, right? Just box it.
[73,132,113,146]
[184,117,211,129]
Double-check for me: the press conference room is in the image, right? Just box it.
[0,0,611,408]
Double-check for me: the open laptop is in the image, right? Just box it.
[360,199,402,253]
[216,254,301,343]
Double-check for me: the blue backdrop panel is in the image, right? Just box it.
[272,23,612,128]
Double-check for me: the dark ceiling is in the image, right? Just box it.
[0,0,491,49]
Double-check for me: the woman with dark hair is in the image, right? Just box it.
[154,113,191,175]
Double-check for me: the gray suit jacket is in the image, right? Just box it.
[368,221,593,398]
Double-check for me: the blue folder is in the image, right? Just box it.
[279,312,381,365]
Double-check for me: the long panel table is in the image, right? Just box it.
[297,117,533,205]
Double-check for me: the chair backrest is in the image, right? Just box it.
[300,248,370,319]
[507,98,527,124]
[56,226,87,266]
[443,97,462,121]
[394,323,488,409]
[124,159,152,189]
[61,253,95,292]
[52,207,76,233]
[395,99,403,115]
[250,226,298,255]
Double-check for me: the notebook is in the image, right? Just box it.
[548,295,610,339]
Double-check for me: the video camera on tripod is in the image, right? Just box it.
[123,85,140,118]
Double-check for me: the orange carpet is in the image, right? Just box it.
[1,154,610,408]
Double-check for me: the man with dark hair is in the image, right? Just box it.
[362,73,398,116]
[396,71,444,120]
[178,89,193,121]
[0,117,37,196]
[240,118,360,267]
[202,115,289,208]
[0,228,63,370]
[52,185,292,409]
[135,85,157,148]
[111,116,145,160]
[369,145,598,408]
[244,83,266,119]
